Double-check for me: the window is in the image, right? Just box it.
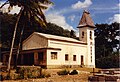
[91,56,92,62]
[51,52,57,60]
[90,47,92,52]
[65,54,68,61]
[38,52,44,61]
[90,31,92,39]
[73,55,76,61]
[90,42,92,45]
[90,47,92,62]
[81,55,84,65]
[82,31,84,38]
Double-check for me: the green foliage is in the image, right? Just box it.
[0,13,76,50]
[0,75,3,81]
[1,66,51,80]
[39,72,51,78]
[95,23,119,68]
[57,69,69,75]
[16,66,42,79]
[95,23,119,58]
[96,53,119,68]
[0,13,17,48]
[69,70,78,75]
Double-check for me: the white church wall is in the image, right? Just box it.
[86,28,95,68]
[46,39,87,67]
[79,27,95,68]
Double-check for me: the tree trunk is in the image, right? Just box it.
[7,6,24,72]
[14,24,25,69]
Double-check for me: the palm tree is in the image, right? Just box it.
[0,0,53,72]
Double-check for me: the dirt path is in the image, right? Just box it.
[3,73,90,82]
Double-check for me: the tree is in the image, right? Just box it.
[70,30,76,38]
[0,14,76,50]
[95,22,119,68]
[0,0,53,72]
[95,23,119,58]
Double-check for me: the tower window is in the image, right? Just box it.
[90,31,92,39]
[90,47,92,62]
[91,56,92,62]
[82,31,84,38]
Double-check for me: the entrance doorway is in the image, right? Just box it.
[23,53,34,65]
[81,55,84,65]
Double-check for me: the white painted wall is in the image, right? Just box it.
[79,27,95,67]
[22,31,95,67]
[47,40,87,66]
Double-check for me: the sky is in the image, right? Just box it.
[0,0,119,35]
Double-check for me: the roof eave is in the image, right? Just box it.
[77,25,96,28]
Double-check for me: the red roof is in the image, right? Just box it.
[78,10,95,28]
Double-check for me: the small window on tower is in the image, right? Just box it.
[82,31,84,38]
[91,56,92,62]
[90,31,92,39]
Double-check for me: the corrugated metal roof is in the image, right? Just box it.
[78,10,95,28]
[34,32,86,44]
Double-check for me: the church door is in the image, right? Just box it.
[81,55,84,65]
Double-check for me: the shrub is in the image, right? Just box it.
[0,66,48,80]
[57,69,69,75]
[39,73,51,78]
[16,66,42,79]
[69,70,78,75]
[0,75,3,81]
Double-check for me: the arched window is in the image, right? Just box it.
[82,31,84,38]
[90,31,92,39]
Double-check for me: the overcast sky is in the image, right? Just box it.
[0,0,119,34]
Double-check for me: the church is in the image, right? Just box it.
[2,10,96,68]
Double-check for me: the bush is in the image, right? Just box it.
[16,66,42,79]
[0,66,51,80]
[57,69,69,75]
[0,75,3,81]
[96,55,119,68]
[39,73,51,78]
[69,70,78,75]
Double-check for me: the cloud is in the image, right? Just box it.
[71,0,92,9]
[68,15,75,22]
[108,14,120,23]
[46,13,74,31]
[117,3,120,7]
[0,1,21,14]
[9,6,21,14]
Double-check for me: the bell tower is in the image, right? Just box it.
[77,10,96,67]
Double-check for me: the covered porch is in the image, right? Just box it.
[2,48,48,68]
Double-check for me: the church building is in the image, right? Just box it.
[2,10,96,68]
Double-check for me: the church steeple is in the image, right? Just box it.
[77,10,95,68]
[78,10,95,28]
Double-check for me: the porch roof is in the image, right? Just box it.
[2,47,61,55]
